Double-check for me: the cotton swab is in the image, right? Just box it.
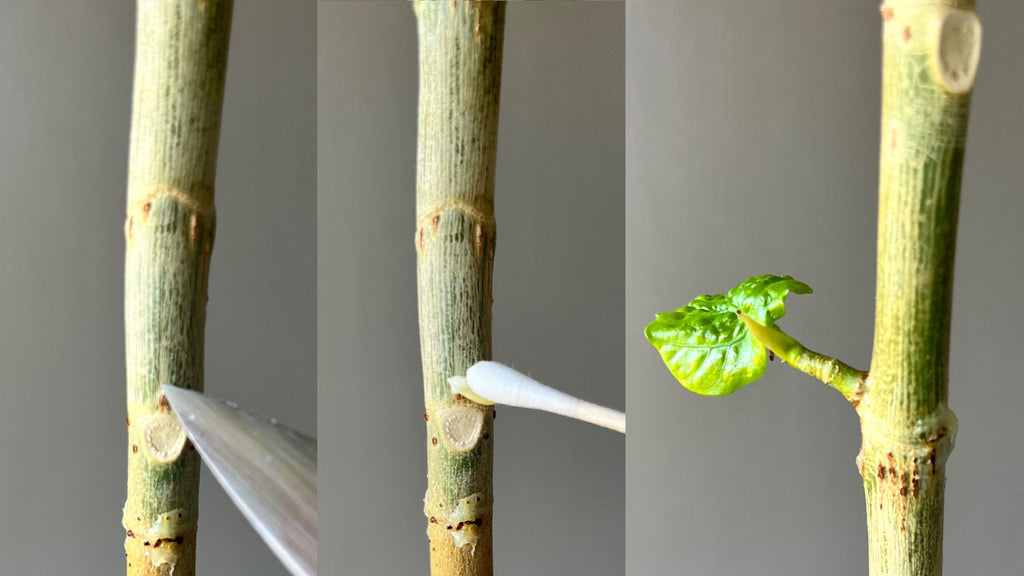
[448,361,625,434]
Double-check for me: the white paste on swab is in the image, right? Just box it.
[449,361,625,434]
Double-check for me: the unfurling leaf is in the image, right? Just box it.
[645,275,812,396]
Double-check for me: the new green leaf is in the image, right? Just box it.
[645,275,811,396]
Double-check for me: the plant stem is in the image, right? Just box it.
[860,2,979,575]
[123,1,232,574]
[738,313,867,404]
[414,2,504,575]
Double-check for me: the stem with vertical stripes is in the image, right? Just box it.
[860,2,979,575]
[414,2,505,575]
[123,1,232,574]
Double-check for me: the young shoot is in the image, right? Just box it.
[645,274,866,403]
[449,361,626,434]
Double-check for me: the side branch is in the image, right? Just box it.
[739,313,867,404]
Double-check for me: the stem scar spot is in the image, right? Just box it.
[484,235,495,304]
[202,228,213,256]
[887,121,904,162]
[474,224,484,252]
[473,2,483,37]
[156,393,171,411]
[911,458,920,497]
[189,213,200,245]
[416,227,427,254]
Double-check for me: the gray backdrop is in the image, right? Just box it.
[0,1,315,574]
[627,1,1023,575]
[318,2,624,574]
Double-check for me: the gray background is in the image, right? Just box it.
[8,1,1016,574]
[0,1,315,574]
[628,1,1023,575]
[318,2,624,574]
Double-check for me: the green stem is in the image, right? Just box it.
[123,1,232,575]
[860,2,978,575]
[739,313,867,404]
[414,2,504,575]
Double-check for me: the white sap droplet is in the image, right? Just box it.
[451,529,478,555]
[148,509,189,540]
[144,508,190,570]
[448,492,488,554]
[147,546,178,571]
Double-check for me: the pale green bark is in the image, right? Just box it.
[414,2,505,575]
[860,2,979,575]
[123,1,232,574]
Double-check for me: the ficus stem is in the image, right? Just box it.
[123,1,232,575]
[858,2,978,575]
[739,313,867,404]
[414,2,505,575]
[744,3,978,573]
